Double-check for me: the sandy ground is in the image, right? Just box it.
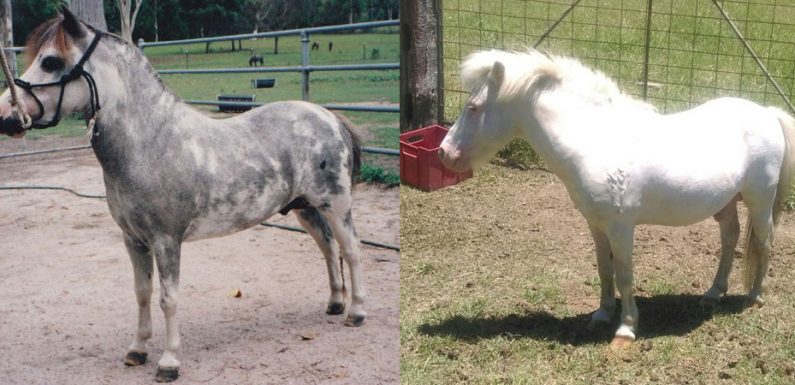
[0,150,399,385]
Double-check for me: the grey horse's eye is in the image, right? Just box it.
[41,56,65,72]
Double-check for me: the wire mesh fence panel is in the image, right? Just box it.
[441,0,795,122]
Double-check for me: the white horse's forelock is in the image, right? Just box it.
[461,49,653,111]
[460,49,559,100]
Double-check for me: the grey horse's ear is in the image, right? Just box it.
[61,6,86,39]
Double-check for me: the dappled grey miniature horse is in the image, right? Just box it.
[0,10,366,382]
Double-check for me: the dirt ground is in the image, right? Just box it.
[0,149,399,385]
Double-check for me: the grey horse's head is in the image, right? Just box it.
[0,8,100,137]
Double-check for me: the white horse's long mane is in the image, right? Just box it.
[461,49,652,110]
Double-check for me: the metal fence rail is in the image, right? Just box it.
[138,20,399,49]
[441,0,795,121]
[186,100,399,113]
[158,63,399,75]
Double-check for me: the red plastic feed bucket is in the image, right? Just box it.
[399,125,473,192]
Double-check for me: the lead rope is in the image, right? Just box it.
[0,43,31,129]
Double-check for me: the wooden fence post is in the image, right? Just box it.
[400,0,443,132]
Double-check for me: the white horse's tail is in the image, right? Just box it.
[743,107,795,291]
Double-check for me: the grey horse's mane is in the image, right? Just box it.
[99,30,177,99]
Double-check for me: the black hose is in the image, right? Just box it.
[0,185,106,199]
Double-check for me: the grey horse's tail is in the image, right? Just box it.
[334,113,362,180]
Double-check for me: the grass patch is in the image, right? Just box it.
[359,163,399,186]
[785,188,795,212]
[401,163,795,385]
[492,139,542,170]
[0,115,87,141]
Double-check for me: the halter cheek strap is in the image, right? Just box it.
[13,31,102,130]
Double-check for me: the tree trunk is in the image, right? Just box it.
[0,0,15,78]
[69,0,108,32]
[400,0,443,132]
[118,0,143,44]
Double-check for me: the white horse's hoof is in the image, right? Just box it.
[699,295,720,311]
[609,335,634,350]
[748,296,765,309]
[586,318,609,332]
[587,308,613,331]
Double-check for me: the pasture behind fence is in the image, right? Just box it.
[140,20,399,106]
[441,0,795,121]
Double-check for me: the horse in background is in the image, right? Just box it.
[248,53,264,66]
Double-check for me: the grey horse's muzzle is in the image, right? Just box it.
[0,115,25,136]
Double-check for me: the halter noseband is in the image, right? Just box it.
[14,31,102,129]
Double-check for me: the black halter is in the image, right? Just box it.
[14,31,102,129]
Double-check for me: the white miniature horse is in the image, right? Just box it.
[439,49,795,348]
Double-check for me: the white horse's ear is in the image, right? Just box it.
[489,61,505,88]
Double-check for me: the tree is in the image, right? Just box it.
[184,0,245,37]
[245,0,286,33]
[400,0,442,131]
[69,0,108,31]
[117,0,144,43]
[12,0,60,45]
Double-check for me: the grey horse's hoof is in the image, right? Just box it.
[155,367,179,383]
[326,302,346,315]
[344,314,365,327]
[123,351,148,366]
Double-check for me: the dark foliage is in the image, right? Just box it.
[12,0,399,45]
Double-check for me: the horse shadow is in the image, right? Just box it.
[417,294,747,346]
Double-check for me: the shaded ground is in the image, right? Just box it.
[0,150,399,385]
[401,164,795,385]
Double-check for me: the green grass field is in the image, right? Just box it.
[441,0,795,121]
[10,31,399,173]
